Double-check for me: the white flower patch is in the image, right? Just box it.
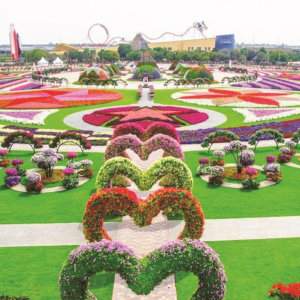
[233,107,300,123]
[0,109,58,125]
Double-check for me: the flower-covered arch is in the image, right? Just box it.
[105,134,183,160]
[83,187,204,241]
[59,239,227,300]
[95,157,193,190]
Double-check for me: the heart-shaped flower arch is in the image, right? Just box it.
[112,122,179,142]
[59,239,227,300]
[96,157,193,190]
[83,187,205,241]
[105,133,183,160]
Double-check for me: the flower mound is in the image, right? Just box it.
[83,187,205,241]
[59,239,226,300]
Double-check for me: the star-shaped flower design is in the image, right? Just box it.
[109,107,181,123]
[179,89,292,106]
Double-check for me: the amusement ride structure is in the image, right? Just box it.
[87,22,208,49]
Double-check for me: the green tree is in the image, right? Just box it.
[127,51,142,61]
[118,44,132,59]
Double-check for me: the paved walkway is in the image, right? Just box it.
[1,216,300,248]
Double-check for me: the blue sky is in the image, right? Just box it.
[0,0,299,45]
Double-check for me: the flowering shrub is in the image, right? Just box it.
[49,131,91,151]
[59,239,226,300]
[208,166,225,186]
[277,147,293,164]
[1,131,42,152]
[196,157,210,176]
[96,157,193,190]
[269,283,300,299]
[11,159,25,176]
[211,150,225,166]
[201,130,239,151]
[25,171,43,193]
[266,155,277,164]
[224,141,248,173]
[105,134,183,160]
[242,167,260,190]
[112,122,179,142]
[32,149,64,178]
[67,159,93,178]
[285,140,297,154]
[249,129,284,150]
[240,149,255,167]
[83,187,204,241]
[265,163,282,183]
[0,148,10,167]
[4,168,21,187]
[62,168,79,190]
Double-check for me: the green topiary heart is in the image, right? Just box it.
[59,239,226,300]
[96,157,193,190]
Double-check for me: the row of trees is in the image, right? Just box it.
[16,45,300,66]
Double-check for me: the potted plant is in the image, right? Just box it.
[63,167,79,189]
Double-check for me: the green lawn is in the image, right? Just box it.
[176,238,300,300]
[0,151,104,224]
[0,147,300,224]
[0,89,138,130]
[185,147,300,219]
[1,238,299,300]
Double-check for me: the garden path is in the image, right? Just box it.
[1,216,300,247]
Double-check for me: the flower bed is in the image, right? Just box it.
[173,88,300,107]
[82,105,210,128]
[96,157,193,191]
[269,283,300,299]
[83,187,205,241]
[0,109,58,125]
[179,118,300,144]
[105,134,183,160]
[59,239,226,300]
[0,88,122,109]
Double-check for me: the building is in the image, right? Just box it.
[215,34,235,50]
[148,37,216,52]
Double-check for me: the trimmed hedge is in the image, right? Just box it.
[59,239,226,300]
[83,187,205,241]
[112,122,179,142]
[96,157,193,190]
[105,134,183,160]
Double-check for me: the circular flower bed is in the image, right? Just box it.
[9,167,90,193]
[200,164,277,189]
[64,105,226,132]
